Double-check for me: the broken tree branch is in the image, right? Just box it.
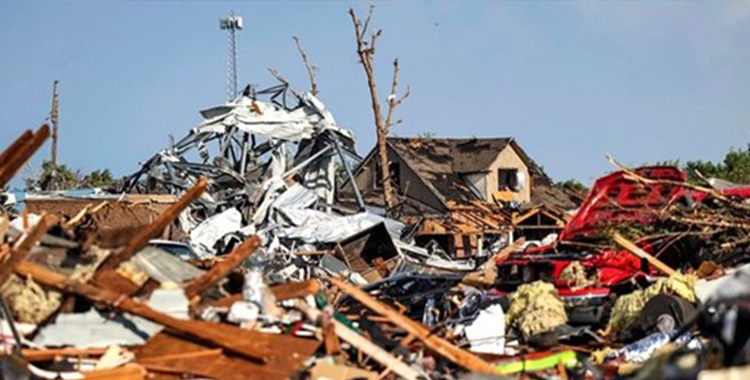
[349,7,409,211]
[293,36,318,96]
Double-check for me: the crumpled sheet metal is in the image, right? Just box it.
[134,246,205,284]
[506,281,567,338]
[277,212,404,245]
[606,273,696,336]
[189,208,243,257]
[33,309,163,348]
[617,331,702,363]
[123,81,358,249]
[197,91,353,143]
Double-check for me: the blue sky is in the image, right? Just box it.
[1,1,749,189]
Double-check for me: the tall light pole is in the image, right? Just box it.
[220,12,243,102]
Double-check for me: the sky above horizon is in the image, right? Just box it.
[1,1,749,189]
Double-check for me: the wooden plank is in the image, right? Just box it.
[0,213,55,284]
[0,125,50,188]
[613,233,677,276]
[295,300,421,380]
[95,177,207,275]
[82,364,146,380]
[135,332,319,380]
[94,178,207,291]
[22,348,108,362]
[329,278,497,374]
[0,129,33,166]
[462,237,525,287]
[15,260,271,362]
[0,214,10,240]
[202,280,321,309]
[185,235,260,299]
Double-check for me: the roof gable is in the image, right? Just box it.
[386,137,518,204]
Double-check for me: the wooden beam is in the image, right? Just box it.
[295,299,421,380]
[202,280,321,309]
[328,278,497,374]
[0,125,50,188]
[0,130,33,168]
[15,260,270,363]
[95,177,207,281]
[613,233,677,277]
[0,212,55,284]
[0,214,9,240]
[22,348,108,362]
[185,235,260,299]
[81,364,146,380]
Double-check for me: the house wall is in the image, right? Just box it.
[355,145,447,212]
[485,146,531,203]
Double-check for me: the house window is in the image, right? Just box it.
[375,161,401,190]
[498,168,521,192]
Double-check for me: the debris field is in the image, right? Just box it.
[3,79,750,380]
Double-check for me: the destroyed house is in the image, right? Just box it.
[338,138,516,256]
[353,137,537,209]
[340,137,582,257]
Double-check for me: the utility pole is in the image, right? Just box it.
[49,80,60,189]
[219,12,243,102]
[50,80,59,168]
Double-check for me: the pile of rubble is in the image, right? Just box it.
[3,81,750,380]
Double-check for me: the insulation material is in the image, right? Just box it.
[605,273,696,336]
[506,281,567,338]
[1,274,62,324]
[559,261,596,290]
[116,260,150,287]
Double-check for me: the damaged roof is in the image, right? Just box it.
[386,137,580,210]
[387,137,529,206]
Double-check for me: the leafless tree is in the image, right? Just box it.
[293,36,318,96]
[349,6,410,210]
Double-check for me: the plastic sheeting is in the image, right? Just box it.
[465,304,506,355]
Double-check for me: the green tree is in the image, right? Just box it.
[25,160,114,191]
[684,144,750,184]
[556,179,588,195]
[81,169,114,188]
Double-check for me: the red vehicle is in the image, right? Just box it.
[494,167,750,327]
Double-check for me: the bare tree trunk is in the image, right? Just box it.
[349,7,409,211]
[293,36,318,96]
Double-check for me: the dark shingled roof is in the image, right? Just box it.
[387,137,515,204]
[386,137,582,211]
